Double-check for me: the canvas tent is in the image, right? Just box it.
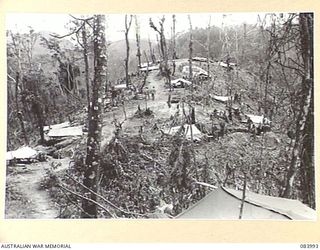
[6,146,39,161]
[163,124,203,141]
[176,187,316,220]
[182,66,209,78]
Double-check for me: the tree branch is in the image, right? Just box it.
[50,22,85,39]
[60,185,93,218]
[69,14,94,22]
[65,173,145,217]
[58,183,116,218]
[7,74,16,83]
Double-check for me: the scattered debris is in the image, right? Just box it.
[213,95,232,103]
[133,107,154,118]
[171,78,192,88]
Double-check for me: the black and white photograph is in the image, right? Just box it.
[5,12,315,220]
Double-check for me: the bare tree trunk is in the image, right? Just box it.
[33,101,45,144]
[206,16,211,77]
[82,23,90,109]
[148,36,155,64]
[82,14,107,218]
[143,50,149,66]
[282,13,313,199]
[150,17,171,88]
[17,111,28,145]
[124,15,133,88]
[264,62,271,116]
[188,15,193,98]
[134,15,142,71]
[239,174,247,219]
[13,36,29,146]
[156,34,161,59]
[242,23,247,62]
[15,72,20,112]
[172,14,177,60]
[300,92,314,208]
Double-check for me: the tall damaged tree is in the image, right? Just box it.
[282,13,314,206]
[171,14,177,76]
[188,15,193,79]
[148,36,156,64]
[82,14,107,218]
[124,14,133,88]
[8,31,29,146]
[172,14,177,60]
[206,15,211,76]
[149,16,171,88]
[81,22,91,109]
[48,15,94,107]
[134,15,142,72]
[188,15,194,100]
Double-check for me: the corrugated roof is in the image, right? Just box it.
[44,122,70,132]
[47,126,83,137]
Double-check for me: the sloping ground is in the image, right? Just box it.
[5,158,69,219]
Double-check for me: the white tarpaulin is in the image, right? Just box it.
[6,146,38,161]
[213,95,231,103]
[246,114,271,125]
[164,124,203,141]
[219,62,228,67]
[47,126,83,137]
[219,61,236,67]
[44,122,70,132]
[246,114,263,124]
[114,84,127,90]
